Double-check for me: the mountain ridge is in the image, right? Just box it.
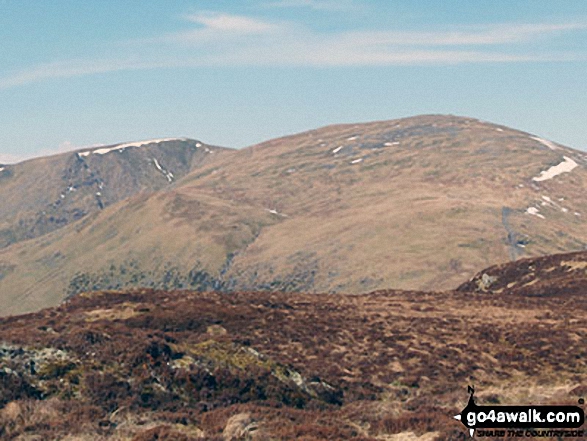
[1,114,586,315]
[0,138,232,250]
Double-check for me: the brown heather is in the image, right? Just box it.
[0,250,586,440]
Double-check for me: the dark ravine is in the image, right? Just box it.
[500,206,528,261]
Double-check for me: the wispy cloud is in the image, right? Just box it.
[341,23,587,47]
[0,153,29,164]
[0,15,585,90]
[0,58,170,90]
[185,13,279,34]
[0,140,104,164]
[160,12,283,45]
[262,0,358,11]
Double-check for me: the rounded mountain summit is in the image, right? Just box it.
[1,115,586,315]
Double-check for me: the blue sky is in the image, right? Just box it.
[1,0,587,162]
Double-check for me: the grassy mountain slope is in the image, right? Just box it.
[184,115,587,294]
[2,115,587,315]
[0,138,230,250]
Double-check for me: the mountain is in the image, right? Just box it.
[1,114,587,315]
[0,138,230,250]
[0,252,585,439]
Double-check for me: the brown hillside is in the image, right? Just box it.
[0,138,231,250]
[0,277,585,440]
[458,249,587,297]
[1,115,587,315]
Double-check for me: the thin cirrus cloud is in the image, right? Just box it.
[185,13,280,34]
[0,141,105,164]
[0,13,585,90]
[158,13,283,44]
[261,0,358,11]
[339,23,587,47]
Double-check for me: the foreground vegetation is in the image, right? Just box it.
[1,251,586,440]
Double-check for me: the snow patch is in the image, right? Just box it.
[0,167,4,172]
[332,146,343,154]
[347,136,358,141]
[153,158,174,182]
[195,142,202,148]
[532,156,578,182]
[539,195,570,213]
[526,207,545,219]
[350,158,363,164]
[265,208,288,217]
[384,142,399,146]
[495,128,504,132]
[575,212,581,217]
[530,136,559,151]
[78,138,186,157]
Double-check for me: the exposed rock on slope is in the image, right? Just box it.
[458,249,587,297]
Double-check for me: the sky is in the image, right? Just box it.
[1,0,587,163]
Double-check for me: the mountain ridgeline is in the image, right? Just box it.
[0,138,228,249]
[1,115,587,315]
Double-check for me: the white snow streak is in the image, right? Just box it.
[350,158,363,164]
[384,142,399,146]
[526,207,545,219]
[265,208,288,217]
[153,158,174,182]
[540,195,571,214]
[532,156,578,182]
[332,146,343,154]
[530,136,559,151]
[78,138,186,157]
